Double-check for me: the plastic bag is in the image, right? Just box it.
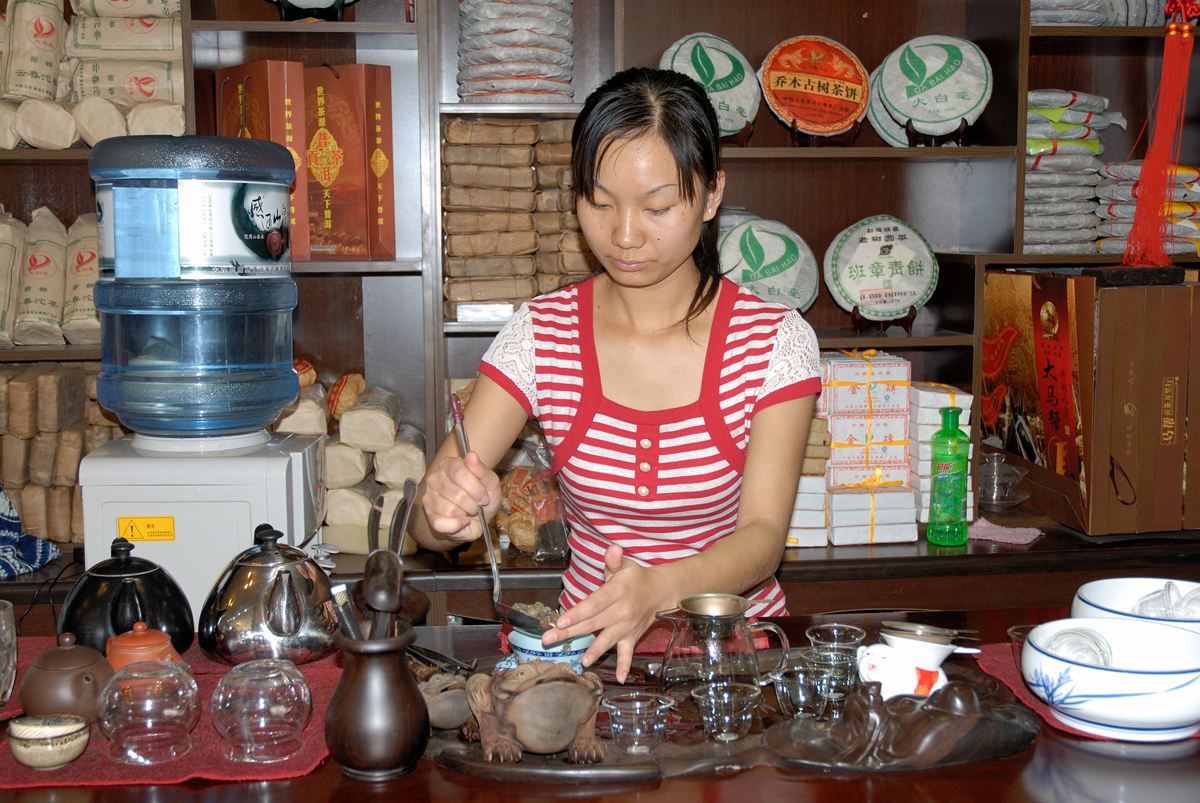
[492,423,569,560]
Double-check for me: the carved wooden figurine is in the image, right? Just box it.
[466,661,604,763]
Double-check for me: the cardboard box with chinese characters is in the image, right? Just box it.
[304,64,395,260]
[982,272,1190,535]
[214,60,311,261]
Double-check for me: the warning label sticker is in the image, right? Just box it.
[117,516,176,542]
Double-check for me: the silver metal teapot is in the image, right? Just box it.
[198,527,339,665]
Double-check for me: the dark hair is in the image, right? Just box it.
[572,67,723,326]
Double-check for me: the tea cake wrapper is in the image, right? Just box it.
[445,255,535,278]
[828,484,916,512]
[459,45,574,71]
[1025,153,1104,173]
[47,484,71,543]
[0,218,28,350]
[796,474,826,495]
[37,368,86,432]
[324,477,383,528]
[533,211,563,234]
[84,423,113,453]
[125,100,184,136]
[830,521,918,546]
[537,272,575,294]
[71,95,127,147]
[1027,89,1108,113]
[273,383,329,436]
[442,117,540,145]
[71,59,185,109]
[66,16,183,60]
[790,507,828,529]
[660,33,759,138]
[820,351,911,415]
[829,413,909,467]
[787,527,828,548]
[827,464,910,490]
[443,186,536,213]
[339,388,401,453]
[758,35,867,137]
[28,431,58,487]
[374,432,426,488]
[537,117,573,144]
[793,490,826,511]
[325,438,373,490]
[1027,138,1104,157]
[800,456,828,476]
[22,484,48,537]
[15,100,79,149]
[443,144,535,167]
[718,219,818,311]
[3,0,66,101]
[829,505,916,528]
[444,212,535,234]
[444,163,536,191]
[0,101,21,149]
[446,231,539,257]
[456,61,572,84]
[866,67,908,148]
[71,0,182,18]
[824,215,938,321]
[2,434,30,485]
[55,422,87,486]
[879,36,992,137]
[62,214,101,345]
[444,276,537,302]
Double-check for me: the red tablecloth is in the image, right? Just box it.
[0,636,342,789]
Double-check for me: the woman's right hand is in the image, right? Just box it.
[420,449,503,545]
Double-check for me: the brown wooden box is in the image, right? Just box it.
[214,60,311,262]
[303,64,395,261]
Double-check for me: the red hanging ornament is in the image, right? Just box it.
[1123,2,1200,267]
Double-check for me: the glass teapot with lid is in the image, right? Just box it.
[655,593,789,692]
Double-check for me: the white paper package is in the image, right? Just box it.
[794,491,826,511]
[1023,228,1098,244]
[787,528,828,548]
[1024,185,1098,202]
[325,438,372,490]
[830,522,918,546]
[828,485,915,512]
[1026,153,1104,172]
[459,45,573,69]
[0,100,19,148]
[1096,237,1199,255]
[13,207,67,346]
[71,59,184,108]
[797,474,826,495]
[458,30,573,55]
[273,384,329,435]
[71,95,126,145]
[1029,9,1108,25]
[1027,89,1108,112]
[910,383,974,422]
[339,388,401,453]
[461,3,572,26]
[877,35,993,137]
[2,0,65,101]
[909,420,972,442]
[1026,120,1095,140]
[125,99,183,135]
[61,213,100,345]
[1024,201,1099,215]
[790,507,828,529]
[374,432,426,487]
[1101,160,1200,182]
[1024,213,1102,230]
[0,216,27,349]
[66,16,183,60]
[71,0,182,18]
[1098,219,1197,238]
[14,99,78,149]
[1022,242,1098,255]
[1096,179,1200,203]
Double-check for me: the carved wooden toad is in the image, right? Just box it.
[466,660,604,763]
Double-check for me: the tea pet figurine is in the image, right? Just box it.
[420,673,473,731]
[466,660,604,763]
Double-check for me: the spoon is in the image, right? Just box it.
[389,478,417,556]
[449,392,552,635]
[363,547,403,640]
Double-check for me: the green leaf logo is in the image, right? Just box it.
[900,45,927,88]
[740,227,765,274]
[692,43,716,87]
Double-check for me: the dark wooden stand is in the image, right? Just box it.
[719,122,754,147]
[903,118,968,147]
[789,119,862,148]
[850,305,919,335]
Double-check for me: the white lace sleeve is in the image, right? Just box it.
[481,303,538,417]
[759,311,821,400]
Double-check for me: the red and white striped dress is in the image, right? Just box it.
[480,276,821,617]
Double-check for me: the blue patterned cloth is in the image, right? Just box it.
[0,489,61,578]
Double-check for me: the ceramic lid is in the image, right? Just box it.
[108,621,172,651]
[822,214,938,321]
[85,538,163,579]
[32,633,108,671]
[879,35,993,137]
[718,218,818,311]
[231,528,309,567]
[659,33,760,137]
[758,36,868,136]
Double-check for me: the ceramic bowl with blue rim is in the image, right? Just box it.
[1072,577,1200,635]
[507,629,596,675]
[1022,617,1200,742]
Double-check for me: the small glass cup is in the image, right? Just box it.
[211,659,312,763]
[0,600,15,710]
[770,654,827,720]
[690,682,760,742]
[98,661,200,765]
[797,646,858,720]
[1007,624,1038,669]
[1045,628,1113,667]
[1136,581,1183,619]
[602,692,674,754]
[805,623,867,654]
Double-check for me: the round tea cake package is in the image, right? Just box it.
[878,35,992,137]
[718,218,819,312]
[757,36,869,137]
[867,65,908,147]
[660,33,759,138]
[823,215,939,321]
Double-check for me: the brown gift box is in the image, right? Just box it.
[214,60,311,261]
[304,64,396,261]
[982,273,1190,535]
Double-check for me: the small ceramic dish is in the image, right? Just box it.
[7,714,91,770]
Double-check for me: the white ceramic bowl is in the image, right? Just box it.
[1072,577,1200,635]
[7,714,91,770]
[1022,617,1200,741]
[507,629,596,675]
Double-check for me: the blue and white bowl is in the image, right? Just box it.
[506,628,596,675]
[1022,617,1200,742]
[1072,578,1200,635]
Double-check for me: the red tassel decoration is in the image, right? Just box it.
[1123,4,1199,267]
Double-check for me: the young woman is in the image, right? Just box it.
[415,67,820,682]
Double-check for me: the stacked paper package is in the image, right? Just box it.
[821,351,917,545]
[788,474,828,547]
[458,0,575,103]
[1030,1,1166,26]
[1094,160,1200,255]
[1024,89,1125,255]
[909,383,975,523]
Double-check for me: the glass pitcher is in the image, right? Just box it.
[655,593,788,692]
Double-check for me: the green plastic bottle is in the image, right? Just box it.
[926,406,970,547]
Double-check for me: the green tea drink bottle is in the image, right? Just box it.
[926,406,970,547]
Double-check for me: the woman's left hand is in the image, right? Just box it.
[542,545,675,683]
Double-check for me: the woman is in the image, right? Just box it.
[414,67,820,682]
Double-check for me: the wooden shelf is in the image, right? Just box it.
[0,344,101,362]
[189,20,417,34]
[0,149,90,163]
[292,258,422,275]
[812,327,975,349]
[721,146,1017,161]
[1030,25,1167,37]
[439,103,584,116]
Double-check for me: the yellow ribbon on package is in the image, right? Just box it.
[828,349,912,467]
[840,467,904,544]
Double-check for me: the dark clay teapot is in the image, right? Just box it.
[19,633,115,723]
[57,538,194,656]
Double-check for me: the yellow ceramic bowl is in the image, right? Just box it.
[7,714,91,770]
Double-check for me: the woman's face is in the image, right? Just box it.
[577,133,723,290]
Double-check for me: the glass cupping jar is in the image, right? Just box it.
[89,136,299,437]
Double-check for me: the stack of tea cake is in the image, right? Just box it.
[530,118,594,294]
[908,382,975,523]
[828,484,918,546]
[787,420,831,547]
[457,0,574,103]
[1094,160,1200,255]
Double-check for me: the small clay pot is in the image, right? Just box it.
[20,633,115,723]
[106,621,184,671]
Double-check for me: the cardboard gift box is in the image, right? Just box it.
[215,60,311,261]
[982,272,1191,535]
[304,63,395,261]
